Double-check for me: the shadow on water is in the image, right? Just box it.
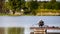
[47,33,60,34]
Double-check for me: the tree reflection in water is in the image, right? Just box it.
[0,27,24,34]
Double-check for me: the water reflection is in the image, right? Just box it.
[0,16,60,34]
[0,27,24,34]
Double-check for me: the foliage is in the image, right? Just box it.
[8,0,25,14]
[27,0,39,15]
[55,2,60,10]
[9,0,19,10]
[2,0,60,15]
[29,0,39,10]
[51,0,56,3]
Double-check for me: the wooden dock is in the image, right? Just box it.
[30,27,60,30]
[30,27,60,34]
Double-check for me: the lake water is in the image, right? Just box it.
[0,16,60,34]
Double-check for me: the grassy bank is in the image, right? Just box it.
[0,9,60,16]
[35,9,60,16]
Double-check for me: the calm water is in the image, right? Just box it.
[0,16,60,34]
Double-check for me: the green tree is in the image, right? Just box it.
[29,0,39,15]
[30,0,39,10]
[45,2,52,9]
[8,0,25,14]
[56,2,60,10]
[0,0,4,13]
[51,0,56,3]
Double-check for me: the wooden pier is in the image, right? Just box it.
[30,27,60,34]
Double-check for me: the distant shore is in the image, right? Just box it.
[0,9,60,16]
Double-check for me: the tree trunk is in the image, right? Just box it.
[13,10,15,14]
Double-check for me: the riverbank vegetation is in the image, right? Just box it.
[0,0,60,16]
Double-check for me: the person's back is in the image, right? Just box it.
[38,20,44,27]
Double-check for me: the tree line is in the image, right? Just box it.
[2,0,60,15]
